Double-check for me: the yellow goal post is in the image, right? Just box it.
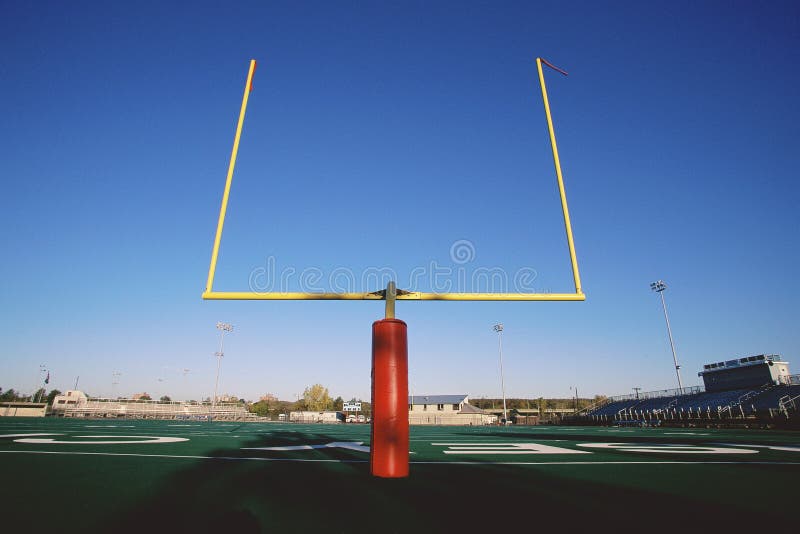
[202,58,584,302]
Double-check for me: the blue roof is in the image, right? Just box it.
[408,394,467,405]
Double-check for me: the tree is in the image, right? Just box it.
[160,395,171,403]
[332,396,344,411]
[248,398,293,419]
[276,400,292,415]
[33,388,46,403]
[509,398,525,410]
[46,389,62,406]
[302,384,332,411]
[249,401,271,417]
[139,394,152,401]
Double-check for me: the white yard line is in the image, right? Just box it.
[0,450,798,466]
[712,443,800,453]
[0,433,60,438]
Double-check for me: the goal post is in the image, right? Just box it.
[201,57,586,478]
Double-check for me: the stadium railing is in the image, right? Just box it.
[608,386,704,403]
[779,374,800,386]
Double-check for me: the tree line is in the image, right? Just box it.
[470,395,608,412]
[3,384,607,417]
[0,387,61,405]
[248,384,371,419]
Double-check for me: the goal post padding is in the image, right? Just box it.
[370,318,409,478]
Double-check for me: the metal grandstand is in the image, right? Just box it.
[51,392,262,421]
[574,375,800,426]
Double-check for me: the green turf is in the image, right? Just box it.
[1,418,798,532]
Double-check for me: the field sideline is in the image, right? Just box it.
[2,418,798,532]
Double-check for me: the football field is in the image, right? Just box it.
[2,418,798,532]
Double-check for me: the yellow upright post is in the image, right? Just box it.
[536,57,583,295]
[205,59,258,294]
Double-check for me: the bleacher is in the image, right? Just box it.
[56,398,263,421]
[578,354,800,426]
[672,388,750,411]
[583,383,800,424]
[751,386,800,412]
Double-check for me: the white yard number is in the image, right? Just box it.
[432,442,589,454]
[4,434,188,445]
[577,442,758,454]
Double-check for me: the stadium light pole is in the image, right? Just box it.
[493,324,508,424]
[182,368,190,402]
[35,364,47,403]
[213,322,234,408]
[571,386,578,412]
[112,371,121,399]
[650,280,684,393]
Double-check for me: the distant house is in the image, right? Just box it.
[408,394,496,425]
[52,390,88,407]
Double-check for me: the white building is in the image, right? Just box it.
[408,394,496,425]
[0,402,47,417]
[52,390,88,408]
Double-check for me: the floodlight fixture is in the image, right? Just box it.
[650,280,667,293]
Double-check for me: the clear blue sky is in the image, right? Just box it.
[1,1,798,402]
